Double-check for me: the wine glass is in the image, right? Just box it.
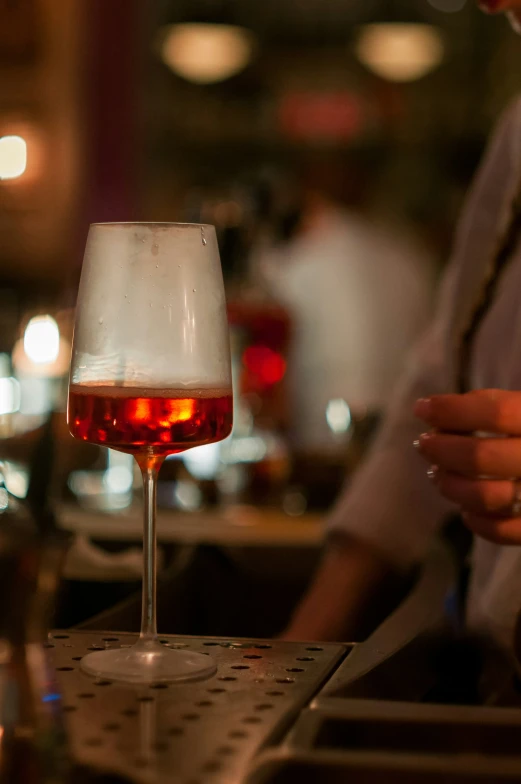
[67,223,233,683]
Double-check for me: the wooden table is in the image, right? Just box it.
[58,504,324,549]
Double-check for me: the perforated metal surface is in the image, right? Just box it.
[48,631,346,784]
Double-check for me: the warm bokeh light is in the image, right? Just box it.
[182,442,222,480]
[243,345,286,388]
[356,23,444,82]
[103,451,134,494]
[326,399,352,435]
[23,316,60,364]
[159,23,255,84]
[0,135,27,180]
[0,377,21,416]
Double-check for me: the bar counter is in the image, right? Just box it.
[49,544,521,783]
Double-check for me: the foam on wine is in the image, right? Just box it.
[68,383,233,455]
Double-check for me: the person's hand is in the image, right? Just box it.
[414,389,521,545]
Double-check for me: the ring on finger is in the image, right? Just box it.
[427,465,439,482]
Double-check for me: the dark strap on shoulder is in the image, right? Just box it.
[457,188,521,393]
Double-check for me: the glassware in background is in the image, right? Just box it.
[67,448,135,512]
[68,223,233,683]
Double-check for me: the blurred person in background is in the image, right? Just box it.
[250,158,435,452]
[283,0,521,653]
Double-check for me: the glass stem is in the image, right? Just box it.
[138,457,163,643]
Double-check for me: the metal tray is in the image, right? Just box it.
[242,542,521,783]
[48,630,346,783]
[244,699,521,783]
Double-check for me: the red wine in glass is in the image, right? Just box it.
[68,384,233,455]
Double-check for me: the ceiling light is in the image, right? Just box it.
[0,135,27,180]
[13,315,71,379]
[24,316,60,365]
[158,23,255,84]
[356,23,444,82]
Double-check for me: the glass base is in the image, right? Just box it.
[80,639,217,684]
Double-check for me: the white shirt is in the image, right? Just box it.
[328,95,521,651]
[259,207,433,449]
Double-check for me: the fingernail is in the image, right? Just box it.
[416,432,434,451]
[414,397,432,421]
[413,439,420,450]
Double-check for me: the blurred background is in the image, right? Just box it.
[1,0,520,632]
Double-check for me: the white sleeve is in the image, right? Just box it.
[327,274,457,570]
[327,96,521,570]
